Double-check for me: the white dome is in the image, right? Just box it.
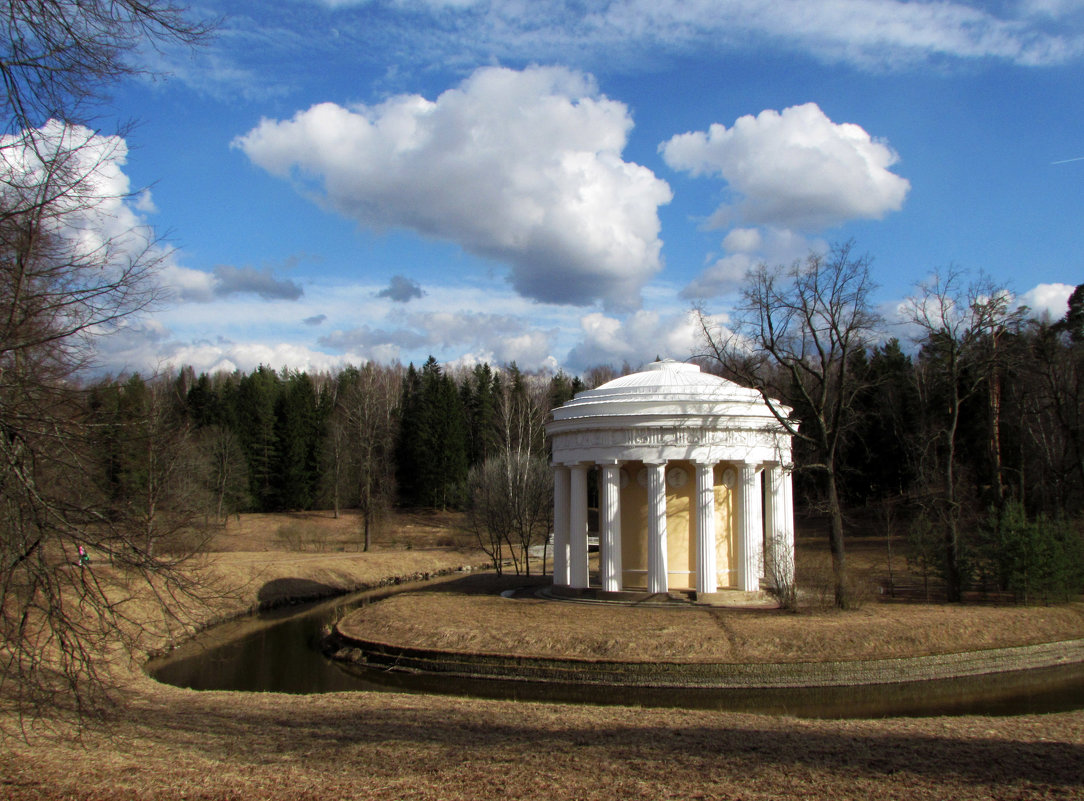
[557,359,762,413]
[547,359,791,466]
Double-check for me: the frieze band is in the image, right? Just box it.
[553,426,783,451]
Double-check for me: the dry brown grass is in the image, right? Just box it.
[339,576,1084,663]
[64,510,492,659]
[2,681,1082,800]
[2,511,1084,800]
[205,508,475,553]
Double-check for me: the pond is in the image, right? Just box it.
[146,580,1084,719]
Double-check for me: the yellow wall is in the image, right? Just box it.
[665,464,695,589]
[713,464,736,589]
[616,461,734,591]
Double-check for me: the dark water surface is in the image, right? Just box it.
[146,582,1084,719]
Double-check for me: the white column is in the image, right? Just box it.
[736,461,762,591]
[694,462,717,595]
[780,464,796,588]
[646,461,668,594]
[599,462,623,592]
[569,463,590,589]
[552,465,570,587]
[763,464,780,587]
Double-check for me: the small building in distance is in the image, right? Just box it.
[545,359,795,600]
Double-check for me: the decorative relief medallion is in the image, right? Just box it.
[636,468,648,488]
[666,466,688,488]
[721,468,737,488]
[619,468,630,489]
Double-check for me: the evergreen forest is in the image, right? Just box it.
[79,284,1084,601]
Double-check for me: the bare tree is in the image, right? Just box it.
[198,424,249,524]
[94,375,215,558]
[904,269,1028,600]
[322,411,351,520]
[698,241,880,608]
[0,130,225,726]
[332,363,401,551]
[0,1,213,135]
[0,2,214,726]
[466,368,553,575]
[1026,321,1084,512]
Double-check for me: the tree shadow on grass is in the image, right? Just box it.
[131,692,1084,794]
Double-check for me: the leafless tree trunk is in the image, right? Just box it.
[197,424,248,524]
[697,241,879,608]
[0,1,214,728]
[904,269,1027,601]
[1019,322,1084,513]
[322,414,350,520]
[467,368,553,575]
[333,363,401,552]
[0,136,219,727]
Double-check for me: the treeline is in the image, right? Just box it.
[82,357,583,550]
[702,270,1084,604]
[829,288,1084,601]
[79,283,1084,594]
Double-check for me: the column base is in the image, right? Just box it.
[693,589,774,607]
[546,585,778,608]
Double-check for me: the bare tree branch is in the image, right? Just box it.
[696,241,880,608]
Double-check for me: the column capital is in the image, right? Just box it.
[566,460,595,470]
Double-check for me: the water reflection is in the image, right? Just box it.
[147,583,1084,719]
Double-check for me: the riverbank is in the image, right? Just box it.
[2,513,1084,799]
[336,572,1084,657]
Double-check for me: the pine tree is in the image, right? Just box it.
[395,362,425,506]
[429,367,469,508]
[463,363,499,467]
[395,357,468,508]
[236,366,280,511]
[273,371,322,510]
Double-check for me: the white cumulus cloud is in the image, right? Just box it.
[1020,282,1075,321]
[234,65,672,310]
[682,227,816,300]
[565,308,704,371]
[660,102,910,231]
[0,122,160,272]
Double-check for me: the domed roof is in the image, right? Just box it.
[577,359,755,398]
[551,359,770,422]
[547,360,792,466]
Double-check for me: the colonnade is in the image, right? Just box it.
[551,460,794,596]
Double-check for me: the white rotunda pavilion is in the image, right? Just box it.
[546,359,795,599]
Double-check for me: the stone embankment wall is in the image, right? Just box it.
[328,630,1084,689]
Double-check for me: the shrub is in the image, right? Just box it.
[979,501,1084,603]
[274,521,329,552]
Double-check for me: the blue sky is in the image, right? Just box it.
[86,0,1084,376]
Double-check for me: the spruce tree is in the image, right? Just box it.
[236,366,280,511]
[395,362,425,506]
[273,371,321,510]
[395,357,468,509]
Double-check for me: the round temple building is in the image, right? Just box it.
[546,359,796,601]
